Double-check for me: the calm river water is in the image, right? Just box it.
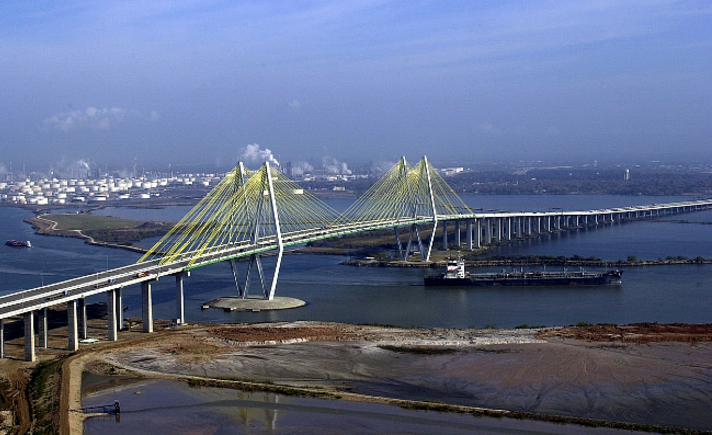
[3,195,712,328]
[2,195,711,434]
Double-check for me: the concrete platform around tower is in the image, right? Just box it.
[202,296,306,312]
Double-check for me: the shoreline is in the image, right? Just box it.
[21,213,712,267]
[24,214,150,254]
[69,321,712,434]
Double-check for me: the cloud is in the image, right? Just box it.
[240,143,280,167]
[148,110,162,121]
[43,106,161,131]
[478,123,501,135]
[44,106,126,131]
[288,99,302,109]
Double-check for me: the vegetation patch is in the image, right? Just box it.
[28,358,63,435]
[27,213,175,244]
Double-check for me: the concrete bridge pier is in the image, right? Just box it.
[454,220,461,248]
[38,308,48,349]
[465,220,472,250]
[78,297,87,339]
[24,311,35,362]
[115,288,124,331]
[68,300,79,351]
[0,319,4,359]
[475,219,482,248]
[483,218,492,245]
[441,221,448,250]
[107,289,118,341]
[175,272,190,325]
[516,217,523,238]
[496,218,503,242]
[142,281,153,333]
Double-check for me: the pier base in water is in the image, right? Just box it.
[202,296,306,312]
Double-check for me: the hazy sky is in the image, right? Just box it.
[2,0,711,171]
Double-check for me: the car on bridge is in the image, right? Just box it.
[136,271,153,278]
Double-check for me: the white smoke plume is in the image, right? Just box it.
[0,163,7,175]
[291,161,314,177]
[51,158,93,177]
[322,157,352,175]
[240,144,280,168]
[76,159,91,171]
[372,160,396,176]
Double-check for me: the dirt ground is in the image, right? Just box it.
[1,321,711,434]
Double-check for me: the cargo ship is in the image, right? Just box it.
[424,257,622,287]
[5,240,31,248]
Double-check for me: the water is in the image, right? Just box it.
[4,197,709,434]
[3,196,712,328]
[82,379,640,435]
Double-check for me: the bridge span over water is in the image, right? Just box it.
[2,156,712,361]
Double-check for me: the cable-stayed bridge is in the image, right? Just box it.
[2,156,712,361]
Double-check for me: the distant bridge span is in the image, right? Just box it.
[2,156,712,361]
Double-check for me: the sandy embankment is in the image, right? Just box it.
[68,321,712,433]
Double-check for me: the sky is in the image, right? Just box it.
[1,0,711,172]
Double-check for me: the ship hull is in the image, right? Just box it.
[5,240,31,248]
[424,270,623,287]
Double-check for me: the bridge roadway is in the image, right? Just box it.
[1,197,712,361]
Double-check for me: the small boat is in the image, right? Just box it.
[424,257,622,287]
[6,240,31,248]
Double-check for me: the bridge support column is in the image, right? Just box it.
[505,218,512,241]
[0,319,4,359]
[176,272,189,325]
[475,219,482,248]
[107,290,117,341]
[516,217,522,238]
[484,218,492,245]
[78,297,87,339]
[442,221,448,250]
[524,217,530,236]
[38,308,48,349]
[24,311,35,362]
[466,220,473,251]
[115,288,124,331]
[454,220,461,248]
[496,218,502,242]
[68,300,79,351]
[142,281,153,333]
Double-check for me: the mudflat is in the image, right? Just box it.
[93,322,712,432]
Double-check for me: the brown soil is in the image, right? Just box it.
[538,323,712,344]
[208,325,355,343]
[2,321,712,434]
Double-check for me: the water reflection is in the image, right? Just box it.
[83,379,645,435]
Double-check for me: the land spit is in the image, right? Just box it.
[68,321,712,434]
